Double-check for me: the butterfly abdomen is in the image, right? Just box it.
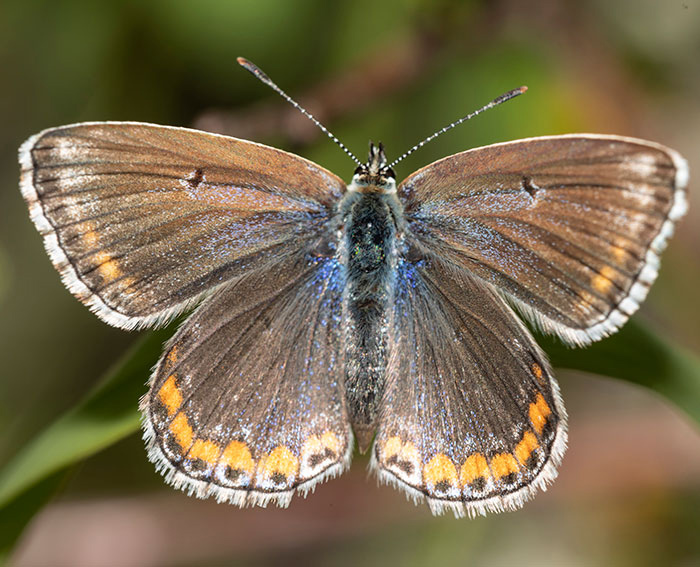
[340,191,403,451]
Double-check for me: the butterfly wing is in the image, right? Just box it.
[19,122,345,329]
[373,256,566,517]
[399,135,688,345]
[143,250,351,506]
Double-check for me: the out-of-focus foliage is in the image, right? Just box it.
[1,1,698,565]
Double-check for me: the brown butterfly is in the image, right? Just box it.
[19,58,688,516]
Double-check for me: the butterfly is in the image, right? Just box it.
[18,58,688,517]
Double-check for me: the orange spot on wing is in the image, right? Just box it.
[532,362,544,385]
[167,347,178,366]
[169,413,193,450]
[321,431,341,453]
[514,430,540,465]
[382,436,403,459]
[158,375,183,416]
[529,393,552,435]
[379,436,422,485]
[188,439,221,465]
[423,454,459,488]
[460,453,490,485]
[259,446,298,479]
[592,265,616,294]
[402,443,421,463]
[301,431,341,460]
[93,250,121,281]
[221,441,255,475]
[84,230,99,246]
[490,453,519,480]
[611,245,627,263]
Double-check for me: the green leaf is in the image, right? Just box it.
[0,470,73,561]
[0,329,170,556]
[541,320,700,422]
[0,320,698,558]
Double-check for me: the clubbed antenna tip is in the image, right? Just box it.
[388,85,529,168]
[238,57,528,172]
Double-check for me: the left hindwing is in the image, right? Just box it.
[399,135,688,345]
[373,256,567,517]
[143,251,352,507]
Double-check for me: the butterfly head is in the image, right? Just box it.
[349,142,396,194]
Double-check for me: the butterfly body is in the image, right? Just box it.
[339,143,403,450]
[20,118,687,516]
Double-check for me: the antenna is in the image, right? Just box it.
[237,57,363,166]
[388,86,528,168]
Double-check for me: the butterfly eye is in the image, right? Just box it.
[384,167,396,181]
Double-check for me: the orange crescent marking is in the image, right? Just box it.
[188,439,221,466]
[423,454,459,488]
[221,441,255,476]
[460,453,490,485]
[514,430,540,465]
[382,436,403,459]
[490,453,520,480]
[529,393,552,435]
[321,431,341,453]
[260,446,298,479]
[169,413,193,450]
[158,375,183,416]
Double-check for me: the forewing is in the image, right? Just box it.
[19,122,345,329]
[373,256,567,517]
[399,135,688,345]
[143,251,351,507]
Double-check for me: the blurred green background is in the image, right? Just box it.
[1,0,699,565]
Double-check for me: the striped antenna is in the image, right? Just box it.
[238,57,363,167]
[388,86,528,168]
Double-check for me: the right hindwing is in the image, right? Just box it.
[373,254,567,517]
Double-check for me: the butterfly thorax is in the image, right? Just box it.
[340,143,403,451]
